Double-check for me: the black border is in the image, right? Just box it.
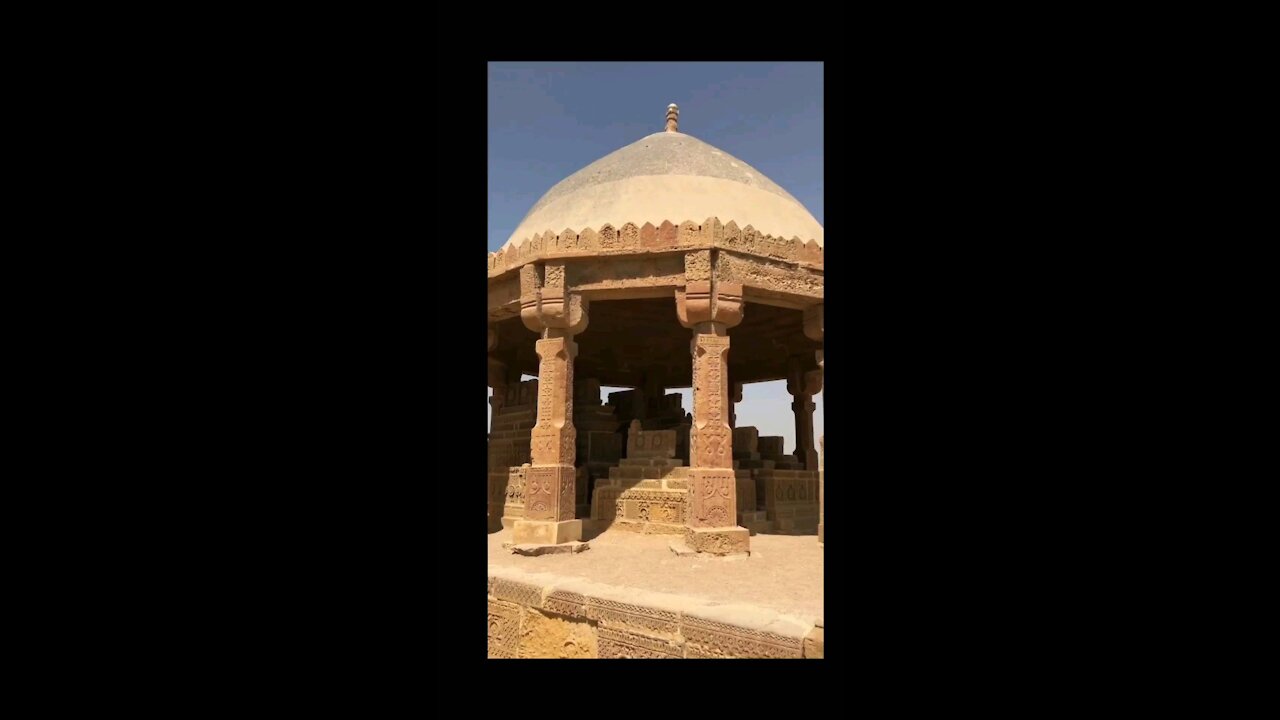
[144,7,1156,704]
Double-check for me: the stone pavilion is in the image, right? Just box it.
[487,104,825,556]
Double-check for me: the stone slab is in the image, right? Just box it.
[509,540,591,556]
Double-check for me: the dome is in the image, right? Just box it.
[504,128,823,250]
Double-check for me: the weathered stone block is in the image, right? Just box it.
[512,519,582,546]
[685,526,750,556]
[758,436,785,458]
[626,419,677,458]
[732,426,759,453]
[591,485,621,520]
[519,607,598,658]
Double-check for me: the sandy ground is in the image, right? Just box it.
[488,523,823,621]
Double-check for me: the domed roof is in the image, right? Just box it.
[503,124,823,250]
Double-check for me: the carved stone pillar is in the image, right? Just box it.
[677,280,749,555]
[805,305,824,546]
[787,357,822,472]
[511,268,589,546]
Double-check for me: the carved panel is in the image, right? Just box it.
[524,465,574,521]
[597,627,682,659]
[543,589,587,619]
[488,599,523,659]
[691,334,733,469]
[586,597,680,636]
[492,577,543,608]
[680,615,803,659]
[531,336,576,466]
[689,469,736,528]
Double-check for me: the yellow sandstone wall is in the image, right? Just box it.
[487,567,824,659]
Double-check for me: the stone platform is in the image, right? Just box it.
[489,524,822,623]
[488,543,825,658]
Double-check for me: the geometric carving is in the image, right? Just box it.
[680,614,803,659]
[487,220,824,279]
[530,335,577,467]
[492,577,544,608]
[688,468,735,528]
[543,589,588,619]
[586,596,680,637]
[691,334,732,469]
[523,465,575,521]
[487,599,523,659]
[612,487,687,532]
[598,626,682,659]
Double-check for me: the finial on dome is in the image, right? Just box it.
[665,103,679,133]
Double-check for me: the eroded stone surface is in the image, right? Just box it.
[518,607,598,659]
[685,526,750,556]
[804,626,825,658]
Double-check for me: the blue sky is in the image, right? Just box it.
[488,62,823,454]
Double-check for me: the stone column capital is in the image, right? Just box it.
[676,280,744,329]
[521,287,589,336]
[785,356,821,397]
[803,303,823,342]
[803,369,823,395]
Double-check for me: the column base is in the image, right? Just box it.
[512,519,582,546]
[684,526,750,556]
